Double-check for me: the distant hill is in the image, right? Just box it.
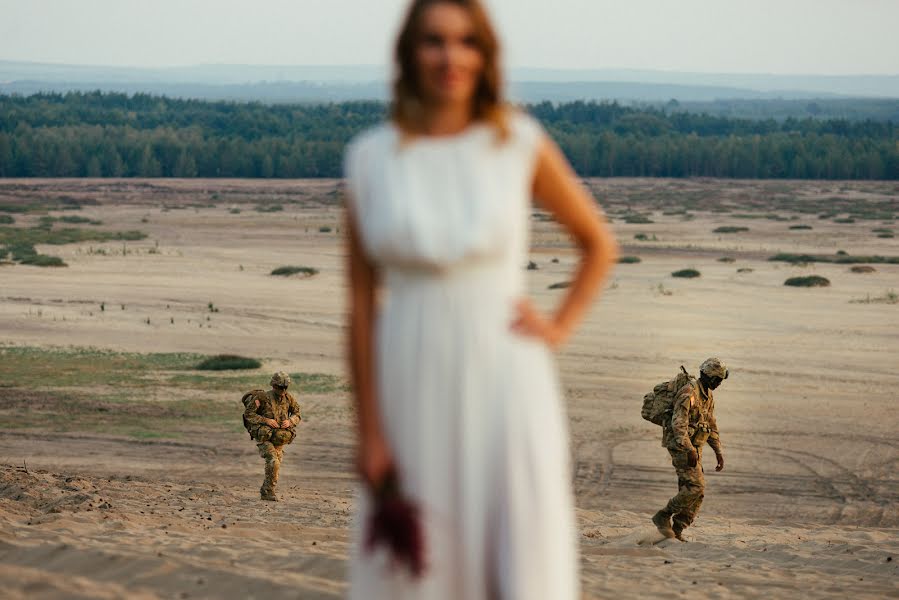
[2,61,899,104]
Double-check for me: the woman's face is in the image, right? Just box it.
[414,2,485,108]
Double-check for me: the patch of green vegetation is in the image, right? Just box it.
[318,226,333,233]
[768,253,899,265]
[229,208,241,214]
[618,256,642,264]
[713,226,749,234]
[196,354,262,371]
[634,233,657,241]
[788,225,813,230]
[0,225,146,247]
[717,257,736,263]
[0,346,204,389]
[833,217,856,224]
[872,228,893,234]
[672,268,701,278]
[784,275,830,287]
[59,215,102,225]
[737,267,754,273]
[877,233,895,238]
[256,204,283,212]
[623,214,654,224]
[850,266,876,273]
[548,281,572,289]
[20,254,66,267]
[0,215,13,224]
[0,224,147,267]
[271,265,319,277]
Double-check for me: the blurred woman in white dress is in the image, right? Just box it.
[345,1,619,598]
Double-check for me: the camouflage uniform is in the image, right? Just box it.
[659,358,726,537]
[243,372,302,501]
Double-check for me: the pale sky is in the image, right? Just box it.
[2,0,898,75]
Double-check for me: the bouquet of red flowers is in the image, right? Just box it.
[365,468,426,578]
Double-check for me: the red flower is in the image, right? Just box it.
[365,469,426,578]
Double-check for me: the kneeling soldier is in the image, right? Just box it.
[242,371,302,501]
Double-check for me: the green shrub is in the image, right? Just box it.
[877,233,895,238]
[618,256,642,264]
[0,215,13,224]
[59,215,93,224]
[717,257,736,263]
[624,214,654,224]
[318,226,332,233]
[271,265,319,277]
[672,269,701,278]
[229,208,241,214]
[713,226,749,234]
[788,225,813,230]
[784,276,830,287]
[20,254,67,267]
[833,218,855,224]
[737,268,754,273]
[850,266,876,273]
[196,355,262,371]
[548,281,571,290]
[0,247,8,260]
[256,204,283,213]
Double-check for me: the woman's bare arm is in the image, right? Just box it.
[346,205,393,485]
[514,135,618,347]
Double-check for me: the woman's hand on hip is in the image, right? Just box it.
[510,298,566,349]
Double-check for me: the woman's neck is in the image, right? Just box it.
[419,102,474,137]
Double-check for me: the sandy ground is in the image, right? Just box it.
[1,178,898,598]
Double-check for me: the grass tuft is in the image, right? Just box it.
[618,256,642,264]
[713,226,749,234]
[671,268,701,278]
[784,275,830,287]
[271,265,319,277]
[196,355,262,371]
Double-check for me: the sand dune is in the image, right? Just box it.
[1,179,897,598]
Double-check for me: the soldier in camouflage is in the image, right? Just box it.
[243,372,302,501]
[653,357,728,541]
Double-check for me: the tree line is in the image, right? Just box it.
[0,92,896,179]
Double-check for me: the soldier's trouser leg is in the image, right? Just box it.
[664,449,705,531]
[257,441,283,498]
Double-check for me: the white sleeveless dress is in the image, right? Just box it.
[344,112,579,600]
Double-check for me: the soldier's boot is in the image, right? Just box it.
[672,516,691,542]
[260,456,281,501]
[652,510,676,539]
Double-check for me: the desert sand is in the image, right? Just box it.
[1,178,897,599]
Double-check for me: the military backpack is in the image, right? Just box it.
[641,366,695,426]
[241,389,266,439]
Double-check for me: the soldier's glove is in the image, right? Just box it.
[686,448,698,468]
[715,452,724,472]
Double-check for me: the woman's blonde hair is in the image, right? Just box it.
[391,0,508,139]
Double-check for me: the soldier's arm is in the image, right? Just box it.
[670,386,694,450]
[707,397,723,455]
[243,394,268,426]
[288,394,302,426]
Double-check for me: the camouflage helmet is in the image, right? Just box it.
[270,371,291,389]
[700,357,728,380]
